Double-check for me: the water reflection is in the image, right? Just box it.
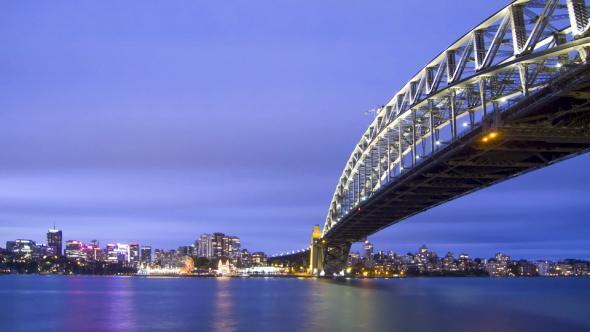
[212,278,237,331]
[1,276,589,331]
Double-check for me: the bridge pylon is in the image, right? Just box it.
[309,225,324,275]
[309,224,351,276]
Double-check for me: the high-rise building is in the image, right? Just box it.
[105,243,129,264]
[12,239,36,256]
[197,234,213,258]
[65,240,85,260]
[129,243,140,266]
[363,239,374,261]
[227,236,241,258]
[47,227,63,257]
[212,233,225,258]
[141,246,152,264]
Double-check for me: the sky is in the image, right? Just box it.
[0,1,589,260]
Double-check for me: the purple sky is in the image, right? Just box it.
[1,1,589,260]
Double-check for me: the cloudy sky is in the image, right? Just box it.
[1,1,589,260]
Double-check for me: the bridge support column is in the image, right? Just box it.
[309,225,351,276]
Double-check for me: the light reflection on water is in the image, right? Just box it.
[1,276,589,331]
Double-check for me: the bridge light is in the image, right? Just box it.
[500,97,507,103]
[489,132,498,139]
[482,137,489,143]
[435,140,441,145]
[462,122,468,127]
[555,62,562,68]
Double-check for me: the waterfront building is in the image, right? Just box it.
[251,252,267,266]
[86,240,102,261]
[443,252,457,272]
[47,227,63,257]
[534,260,551,276]
[65,240,86,261]
[9,240,36,258]
[105,243,129,264]
[216,257,233,276]
[486,253,511,277]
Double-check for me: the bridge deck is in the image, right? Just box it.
[324,66,590,244]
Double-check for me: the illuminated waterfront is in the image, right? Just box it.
[1,276,590,331]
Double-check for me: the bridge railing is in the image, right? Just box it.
[323,0,590,236]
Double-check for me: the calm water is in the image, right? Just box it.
[1,276,589,331]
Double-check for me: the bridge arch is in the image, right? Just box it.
[309,0,590,275]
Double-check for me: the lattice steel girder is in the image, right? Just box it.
[322,0,590,236]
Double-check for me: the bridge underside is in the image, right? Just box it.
[323,66,590,250]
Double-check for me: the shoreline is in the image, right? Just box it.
[1,272,587,279]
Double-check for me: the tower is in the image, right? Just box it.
[47,225,63,257]
[309,224,324,275]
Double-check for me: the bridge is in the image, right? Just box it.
[272,0,590,276]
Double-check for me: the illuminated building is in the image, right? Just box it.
[65,240,86,260]
[9,240,36,260]
[197,234,213,258]
[212,233,225,258]
[227,236,240,255]
[177,245,195,257]
[47,227,62,257]
[129,243,140,266]
[155,248,164,263]
[216,257,233,276]
[106,243,130,264]
[251,252,267,266]
[86,240,101,261]
[141,246,152,264]
[534,260,551,276]
[363,238,374,267]
[198,233,242,259]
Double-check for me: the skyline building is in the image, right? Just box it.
[129,243,140,266]
[65,240,85,260]
[363,238,374,267]
[197,234,213,258]
[47,226,62,257]
[141,246,152,264]
[212,233,225,258]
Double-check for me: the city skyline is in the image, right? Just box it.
[1,0,590,260]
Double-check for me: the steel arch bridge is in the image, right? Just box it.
[276,0,590,275]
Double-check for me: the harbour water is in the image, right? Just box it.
[1,275,589,331]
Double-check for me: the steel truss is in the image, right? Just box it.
[323,0,590,241]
